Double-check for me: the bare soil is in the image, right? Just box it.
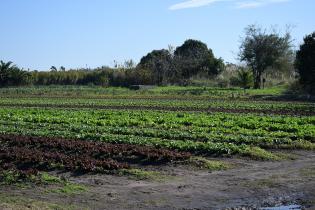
[1,150,314,210]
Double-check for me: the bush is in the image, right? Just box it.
[295,32,315,95]
[229,68,253,89]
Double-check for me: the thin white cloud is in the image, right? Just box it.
[169,0,290,10]
[235,0,290,9]
[169,0,223,10]
[235,1,264,8]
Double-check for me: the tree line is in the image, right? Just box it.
[0,39,224,87]
[0,25,314,94]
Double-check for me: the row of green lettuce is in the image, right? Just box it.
[0,97,314,113]
[0,108,314,160]
[0,85,286,98]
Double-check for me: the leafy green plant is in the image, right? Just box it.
[50,183,88,195]
[230,67,253,89]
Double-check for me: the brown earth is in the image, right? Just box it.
[1,150,314,210]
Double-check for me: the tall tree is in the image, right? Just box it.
[174,39,224,79]
[0,60,30,87]
[137,49,173,85]
[50,66,58,71]
[60,66,66,71]
[123,59,135,69]
[239,25,293,89]
[0,61,14,86]
[295,32,315,94]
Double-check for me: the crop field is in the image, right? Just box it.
[0,86,315,209]
[0,86,314,170]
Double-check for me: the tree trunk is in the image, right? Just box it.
[253,71,262,89]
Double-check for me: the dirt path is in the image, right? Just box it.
[2,151,315,210]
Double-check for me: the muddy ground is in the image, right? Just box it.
[1,150,314,210]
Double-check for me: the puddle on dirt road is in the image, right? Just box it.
[260,205,301,210]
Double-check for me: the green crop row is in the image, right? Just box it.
[1,108,313,134]
[0,97,313,113]
[0,107,314,160]
[0,119,311,148]
[0,85,286,98]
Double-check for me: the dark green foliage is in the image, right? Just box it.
[230,67,253,89]
[0,61,31,87]
[31,67,151,87]
[32,68,111,86]
[137,49,173,85]
[174,39,224,79]
[136,39,224,85]
[295,32,315,94]
[239,25,293,89]
[50,66,58,71]
[0,39,224,88]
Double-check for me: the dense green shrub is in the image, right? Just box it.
[230,68,253,89]
[295,32,315,94]
[0,61,31,87]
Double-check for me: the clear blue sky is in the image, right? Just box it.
[0,0,314,70]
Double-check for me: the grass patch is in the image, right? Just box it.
[0,171,66,187]
[278,140,315,150]
[0,170,37,186]
[41,173,89,195]
[0,170,23,185]
[119,169,169,181]
[50,182,88,195]
[0,171,88,196]
[188,157,231,171]
[272,152,299,160]
[0,193,80,210]
[41,172,63,184]
[240,147,281,161]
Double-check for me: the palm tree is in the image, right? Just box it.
[236,67,253,90]
[0,60,16,87]
[50,66,58,71]
[0,60,30,87]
